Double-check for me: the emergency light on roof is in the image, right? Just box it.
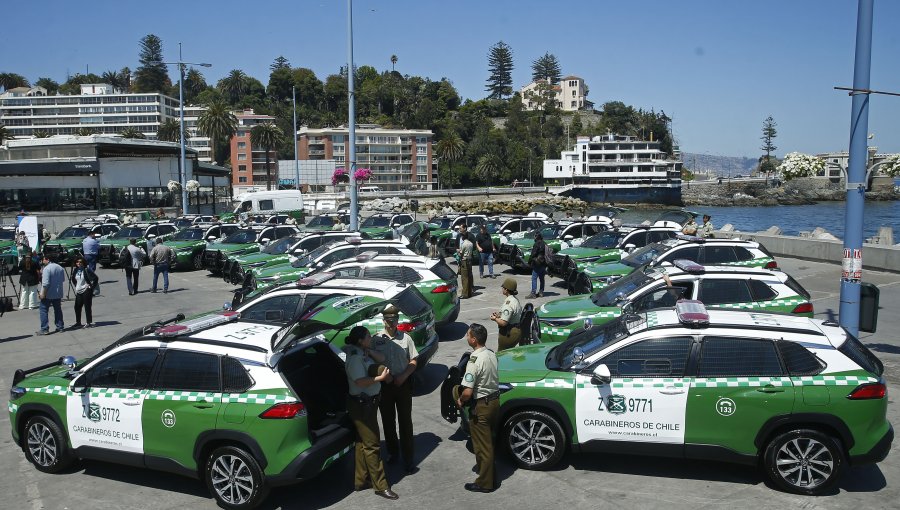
[673,259,705,274]
[155,312,239,337]
[296,272,336,287]
[345,236,363,245]
[676,234,705,243]
[675,300,709,327]
[355,250,379,263]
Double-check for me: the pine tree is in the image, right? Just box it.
[531,52,561,84]
[760,116,778,176]
[133,34,171,93]
[485,41,514,100]
[270,56,290,72]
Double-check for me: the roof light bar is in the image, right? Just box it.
[345,236,363,245]
[673,259,705,274]
[355,250,379,263]
[296,272,335,287]
[155,312,239,337]
[675,299,709,327]
[676,234,705,243]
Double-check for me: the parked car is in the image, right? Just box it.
[97,222,178,267]
[202,225,300,273]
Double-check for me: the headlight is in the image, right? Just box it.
[498,382,514,394]
[594,275,622,284]
[10,387,26,401]
[246,261,267,268]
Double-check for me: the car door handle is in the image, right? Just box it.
[193,400,215,409]
[659,387,685,395]
[756,385,785,393]
[123,399,142,406]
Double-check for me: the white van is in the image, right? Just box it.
[233,190,304,216]
[359,185,381,194]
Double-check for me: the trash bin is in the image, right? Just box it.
[859,282,879,333]
[409,199,419,212]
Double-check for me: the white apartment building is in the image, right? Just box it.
[521,75,591,112]
[0,83,180,140]
[183,105,212,163]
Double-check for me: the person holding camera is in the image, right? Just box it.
[70,256,98,328]
[343,326,399,500]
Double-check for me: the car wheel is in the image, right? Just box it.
[763,428,844,495]
[446,305,460,324]
[503,410,566,470]
[205,445,269,510]
[23,415,75,473]
[192,253,203,270]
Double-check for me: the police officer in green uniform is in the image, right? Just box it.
[492,278,523,351]
[457,224,475,298]
[343,326,399,500]
[374,305,420,474]
[454,323,499,492]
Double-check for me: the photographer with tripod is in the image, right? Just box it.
[17,248,39,310]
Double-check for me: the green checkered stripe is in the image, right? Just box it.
[511,378,575,389]
[540,325,574,338]
[8,402,18,414]
[725,257,774,267]
[30,385,70,397]
[415,279,451,291]
[146,390,296,404]
[90,388,144,398]
[792,375,878,386]
[692,377,793,388]
[646,312,659,328]
[710,297,806,310]
[575,378,688,389]
[322,444,353,470]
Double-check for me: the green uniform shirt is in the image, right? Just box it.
[700,221,715,238]
[500,295,522,326]
[373,328,419,374]
[461,346,499,399]
[459,238,474,259]
[344,345,380,397]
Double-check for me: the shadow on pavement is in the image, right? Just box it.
[437,321,468,342]
[0,334,32,343]
[867,343,900,355]
[79,460,208,499]
[568,453,761,485]
[413,363,447,396]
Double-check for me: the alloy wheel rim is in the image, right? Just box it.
[775,437,834,489]
[211,454,254,504]
[509,419,556,465]
[27,423,57,467]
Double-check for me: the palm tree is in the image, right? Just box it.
[391,54,398,72]
[436,131,465,189]
[219,69,247,105]
[120,127,146,139]
[32,130,51,138]
[102,70,124,90]
[184,68,207,104]
[476,153,502,188]
[197,101,238,164]
[250,123,284,190]
[0,124,10,145]
[156,118,188,142]
[75,127,98,136]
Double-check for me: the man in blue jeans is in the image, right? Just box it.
[36,254,65,335]
[82,231,99,272]
[475,224,495,278]
[148,238,175,293]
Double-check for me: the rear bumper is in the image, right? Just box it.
[202,249,224,272]
[416,331,439,369]
[265,426,355,486]
[851,424,894,466]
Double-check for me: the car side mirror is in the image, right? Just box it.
[316,261,324,268]
[207,235,217,241]
[503,229,512,234]
[260,238,270,244]
[71,374,88,394]
[147,234,156,239]
[624,243,636,253]
[563,235,574,240]
[591,364,611,385]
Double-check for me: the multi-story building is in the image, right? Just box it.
[521,76,591,112]
[184,105,212,163]
[0,83,180,139]
[229,109,277,192]
[297,124,433,191]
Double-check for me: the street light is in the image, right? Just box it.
[163,43,211,215]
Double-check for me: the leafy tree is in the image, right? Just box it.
[476,153,503,187]
[0,72,29,91]
[59,73,103,95]
[156,118,188,142]
[760,115,777,175]
[778,152,823,181]
[35,77,59,95]
[120,67,132,91]
[102,70,126,90]
[268,66,294,103]
[570,112,583,137]
[0,124,10,144]
[436,130,466,188]
[197,100,238,164]
[120,127,146,139]
[133,34,171,93]
[183,68,208,104]
[531,52,561,84]
[485,41,514,99]
[391,54,398,72]
[270,56,290,71]
[250,123,285,190]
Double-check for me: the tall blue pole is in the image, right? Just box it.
[293,86,300,192]
[839,0,874,337]
[347,0,358,231]
[178,43,188,215]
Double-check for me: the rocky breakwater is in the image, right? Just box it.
[363,194,588,216]
[682,177,898,206]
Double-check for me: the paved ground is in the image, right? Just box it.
[0,257,897,510]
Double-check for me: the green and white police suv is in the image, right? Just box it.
[10,303,396,509]
[441,301,892,495]
[538,260,814,343]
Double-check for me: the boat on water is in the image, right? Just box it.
[544,133,683,205]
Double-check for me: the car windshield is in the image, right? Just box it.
[306,216,336,228]
[656,210,694,225]
[223,230,258,244]
[172,229,204,241]
[295,242,335,267]
[264,236,298,254]
[59,227,89,238]
[622,243,670,268]
[551,317,631,369]
[582,232,623,249]
[362,216,391,228]
[399,222,423,239]
[433,217,454,229]
[525,225,562,240]
[172,218,195,229]
[111,227,144,238]
[591,268,658,306]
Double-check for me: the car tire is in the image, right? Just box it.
[192,253,203,270]
[446,305,460,324]
[204,445,269,510]
[763,428,844,495]
[503,409,566,470]
[23,415,75,474]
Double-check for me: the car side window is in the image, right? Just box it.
[626,231,648,247]
[259,199,275,211]
[399,266,422,283]
[88,348,159,389]
[146,226,157,237]
[320,248,352,266]
[703,245,738,264]
[698,337,784,377]
[733,246,755,261]
[207,227,220,238]
[241,294,302,323]
[748,279,778,301]
[363,266,402,281]
[698,279,753,305]
[275,227,294,239]
[633,282,694,311]
[596,337,694,377]
[331,267,362,279]
[648,231,674,243]
[222,357,253,393]
[583,224,605,236]
[159,225,176,235]
[661,246,700,263]
[153,350,221,392]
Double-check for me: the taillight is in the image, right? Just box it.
[396,321,423,332]
[432,284,456,294]
[259,402,306,419]
[791,302,814,314]
[847,383,886,400]
[764,260,778,269]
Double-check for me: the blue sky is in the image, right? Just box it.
[2,0,899,157]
